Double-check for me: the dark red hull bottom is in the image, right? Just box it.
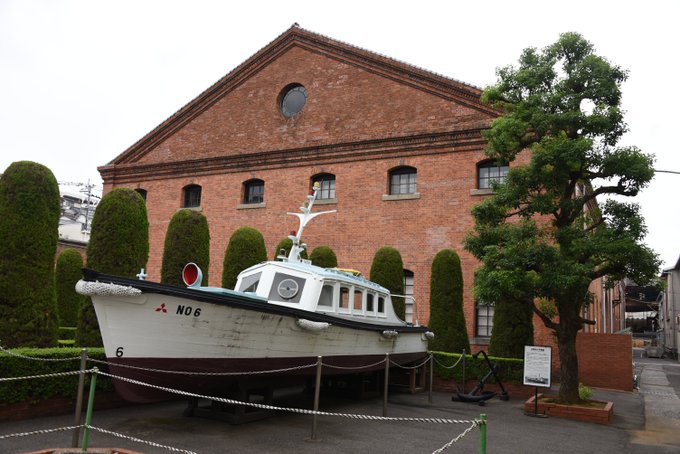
[104,352,428,402]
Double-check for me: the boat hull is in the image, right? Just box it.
[83,273,431,403]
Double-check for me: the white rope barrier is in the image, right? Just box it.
[88,357,317,376]
[432,420,482,454]
[86,425,197,454]
[432,354,465,370]
[0,368,94,382]
[390,354,432,370]
[97,369,480,426]
[322,357,388,370]
[0,425,84,440]
[0,343,81,362]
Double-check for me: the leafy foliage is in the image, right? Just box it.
[0,347,112,404]
[55,248,85,327]
[0,161,61,347]
[427,249,470,353]
[160,209,210,287]
[465,32,660,403]
[487,299,533,359]
[369,246,405,319]
[222,227,267,289]
[310,245,338,268]
[76,189,149,347]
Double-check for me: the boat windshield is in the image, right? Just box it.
[238,272,261,293]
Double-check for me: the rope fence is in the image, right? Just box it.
[0,346,484,453]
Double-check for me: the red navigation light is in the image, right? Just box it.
[182,262,202,287]
[290,230,296,236]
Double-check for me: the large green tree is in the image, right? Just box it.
[222,227,267,289]
[161,209,210,287]
[464,33,660,403]
[0,161,61,347]
[369,246,405,320]
[56,248,85,327]
[76,188,149,346]
[427,249,470,353]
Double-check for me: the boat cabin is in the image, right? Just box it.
[234,261,406,326]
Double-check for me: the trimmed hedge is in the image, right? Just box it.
[310,245,338,268]
[427,249,470,353]
[222,227,267,289]
[431,350,524,384]
[161,209,210,287]
[369,246,405,319]
[0,347,113,405]
[0,161,61,347]
[76,188,149,347]
[488,299,534,359]
[55,248,85,327]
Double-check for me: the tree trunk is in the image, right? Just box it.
[556,301,582,404]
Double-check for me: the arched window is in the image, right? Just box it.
[135,188,147,202]
[404,269,415,323]
[311,173,336,200]
[182,184,201,208]
[243,179,264,204]
[476,302,495,337]
[389,166,417,195]
[477,160,509,189]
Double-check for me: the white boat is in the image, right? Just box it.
[77,184,433,402]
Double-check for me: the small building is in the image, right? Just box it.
[660,257,680,359]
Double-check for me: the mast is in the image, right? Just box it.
[286,182,336,263]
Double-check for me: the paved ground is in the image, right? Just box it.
[2,352,679,453]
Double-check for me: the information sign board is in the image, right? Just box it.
[523,345,551,388]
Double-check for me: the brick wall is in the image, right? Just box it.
[532,318,632,391]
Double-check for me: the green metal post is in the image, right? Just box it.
[81,367,98,451]
[71,348,88,448]
[479,413,487,454]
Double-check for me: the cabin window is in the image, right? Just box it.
[268,273,305,304]
[366,293,375,314]
[354,289,363,312]
[238,272,261,293]
[378,296,386,314]
[339,286,351,312]
[318,284,334,309]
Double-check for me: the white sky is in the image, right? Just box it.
[1,0,679,269]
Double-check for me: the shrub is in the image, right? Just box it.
[222,227,267,289]
[160,209,210,286]
[0,347,113,405]
[273,237,308,261]
[427,249,470,353]
[488,298,534,359]
[0,161,61,347]
[310,245,338,268]
[76,188,149,347]
[55,248,85,327]
[369,246,405,319]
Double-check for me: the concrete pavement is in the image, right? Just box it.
[2,353,680,453]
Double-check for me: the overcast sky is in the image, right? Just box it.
[1,0,679,269]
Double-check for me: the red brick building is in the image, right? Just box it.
[99,25,515,343]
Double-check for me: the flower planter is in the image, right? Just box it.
[525,393,613,424]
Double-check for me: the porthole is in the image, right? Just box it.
[280,84,308,118]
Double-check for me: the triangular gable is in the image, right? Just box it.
[102,25,496,174]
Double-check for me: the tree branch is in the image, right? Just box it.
[532,303,558,331]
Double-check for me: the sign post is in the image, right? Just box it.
[523,345,551,418]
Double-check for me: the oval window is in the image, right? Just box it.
[280,84,308,118]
